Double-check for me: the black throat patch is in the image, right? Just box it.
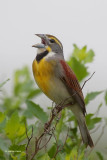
[36,50,49,62]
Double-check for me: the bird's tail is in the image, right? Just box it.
[77,114,94,148]
[71,105,94,148]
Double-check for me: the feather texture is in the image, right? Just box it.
[58,60,94,147]
[60,60,86,115]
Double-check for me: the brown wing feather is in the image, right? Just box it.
[60,60,86,115]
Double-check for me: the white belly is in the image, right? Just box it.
[47,77,74,105]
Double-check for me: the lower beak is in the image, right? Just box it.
[32,43,45,48]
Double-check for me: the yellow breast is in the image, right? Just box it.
[32,58,56,96]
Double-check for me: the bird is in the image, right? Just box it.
[32,34,94,148]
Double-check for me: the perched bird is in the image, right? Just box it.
[32,34,94,148]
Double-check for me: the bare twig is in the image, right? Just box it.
[63,127,69,147]
[52,131,62,158]
[81,72,95,90]
[90,122,102,134]
[29,105,62,160]
[39,135,53,150]
[94,103,102,117]
[53,127,69,158]
[94,123,106,146]
[25,125,33,159]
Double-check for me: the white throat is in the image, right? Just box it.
[37,48,46,54]
[45,51,56,59]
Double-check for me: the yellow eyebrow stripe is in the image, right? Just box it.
[49,36,62,48]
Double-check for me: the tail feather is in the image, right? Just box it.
[77,117,94,148]
[71,105,94,148]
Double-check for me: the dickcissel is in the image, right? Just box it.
[32,34,94,148]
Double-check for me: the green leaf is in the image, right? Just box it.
[0,118,7,132]
[104,91,107,105]
[68,57,89,81]
[10,154,18,160]
[72,44,95,64]
[5,112,20,140]
[56,152,65,160]
[14,66,30,86]
[9,144,26,152]
[0,149,6,160]
[27,89,41,99]
[85,91,103,105]
[0,112,5,123]
[96,151,104,160]
[2,97,21,116]
[26,100,48,123]
[5,112,25,142]
[67,44,95,82]
[0,79,9,88]
[16,124,37,144]
[72,44,87,62]
[23,109,34,118]
[84,49,95,64]
[37,153,50,160]
[86,114,101,130]
[20,152,26,160]
[48,144,57,158]
[69,148,78,159]
[13,66,35,98]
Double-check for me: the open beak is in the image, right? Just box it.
[32,43,45,48]
[32,34,49,49]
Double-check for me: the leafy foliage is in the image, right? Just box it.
[68,57,89,81]
[0,45,106,160]
[0,79,10,88]
[26,100,48,123]
[72,44,94,64]
[96,152,104,160]
[85,91,103,105]
[67,44,94,81]
[5,112,25,141]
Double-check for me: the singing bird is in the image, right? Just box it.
[32,34,94,148]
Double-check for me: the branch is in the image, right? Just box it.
[25,125,33,160]
[28,104,63,160]
[90,122,102,134]
[53,127,69,158]
[26,72,95,159]
[94,123,106,146]
[81,72,95,90]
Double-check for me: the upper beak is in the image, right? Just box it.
[35,34,46,39]
[32,34,49,49]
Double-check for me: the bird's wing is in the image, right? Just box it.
[57,60,86,115]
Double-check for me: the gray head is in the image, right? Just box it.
[32,34,64,61]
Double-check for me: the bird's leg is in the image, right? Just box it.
[44,103,62,132]
[64,101,75,107]
[44,98,75,134]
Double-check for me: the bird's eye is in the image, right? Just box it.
[50,39,55,43]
